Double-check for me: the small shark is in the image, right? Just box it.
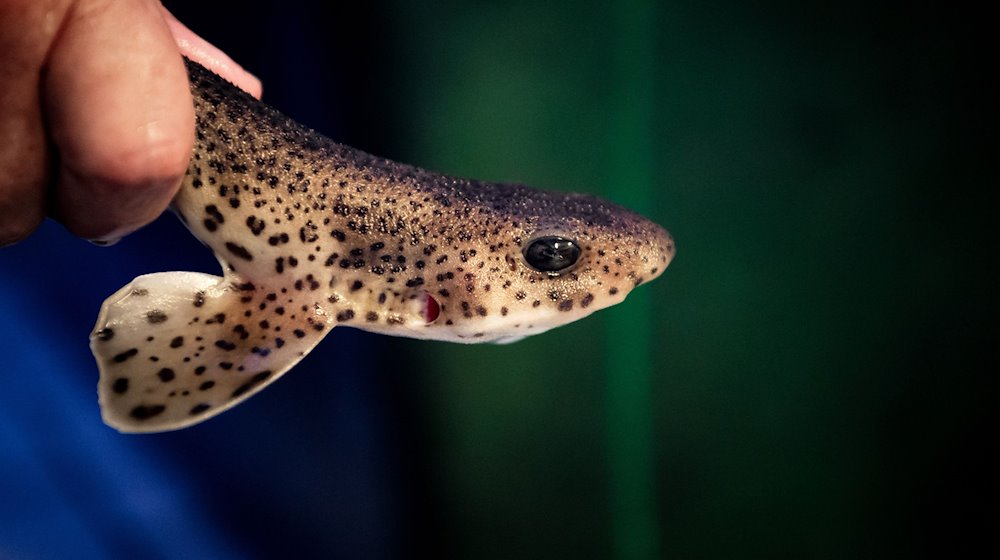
[91,60,675,433]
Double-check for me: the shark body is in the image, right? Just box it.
[90,60,674,432]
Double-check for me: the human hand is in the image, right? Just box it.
[0,0,261,246]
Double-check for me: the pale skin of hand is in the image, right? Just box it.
[0,0,261,246]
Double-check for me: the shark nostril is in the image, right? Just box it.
[423,292,440,324]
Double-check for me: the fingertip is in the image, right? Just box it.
[52,110,191,239]
[160,5,263,99]
[54,157,183,241]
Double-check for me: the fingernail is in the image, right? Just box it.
[88,237,121,247]
[161,6,263,98]
[86,223,139,247]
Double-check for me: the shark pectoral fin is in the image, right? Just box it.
[91,271,333,433]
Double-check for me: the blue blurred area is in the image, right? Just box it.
[0,227,246,560]
[1,3,406,557]
[0,215,401,559]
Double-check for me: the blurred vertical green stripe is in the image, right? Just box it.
[605,0,660,559]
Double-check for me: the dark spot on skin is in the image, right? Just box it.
[609,287,619,296]
[268,233,290,246]
[476,306,487,317]
[206,313,226,324]
[205,204,224,224]
[146,310,168,324]
[215,340,237,351]
[130,404,165,420]
[231,370,273,398]
[157,368,176,382]
[350,280,364,292]
[219,362,234,370]
[170,336,184,348]
[112,377,129,394]
[247,216,266,235]
[558,300,574,312]
[195,366,206,375]
[299,224,319,243]
[532,300,541,308]
[233,325,250,340]
[581,293,594,308]
[336,310,355,322]
[199,381,215,391]
[275,338,285,348]
[501,306,509,316]
[366,311,378,322]
[190,403,211,415]
[96,328,114,341]
[293,329,306,338]
[113,348,138,363]
[193,292,206,307]
[226,242,254,261]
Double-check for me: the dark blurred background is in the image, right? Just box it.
[1,1,993,558]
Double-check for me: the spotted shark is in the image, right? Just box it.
[90,59,675,433]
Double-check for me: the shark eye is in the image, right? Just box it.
[523,236,581,273]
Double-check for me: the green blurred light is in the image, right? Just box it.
[604,0,661,559]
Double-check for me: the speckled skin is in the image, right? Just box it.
[90,60,674,432]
